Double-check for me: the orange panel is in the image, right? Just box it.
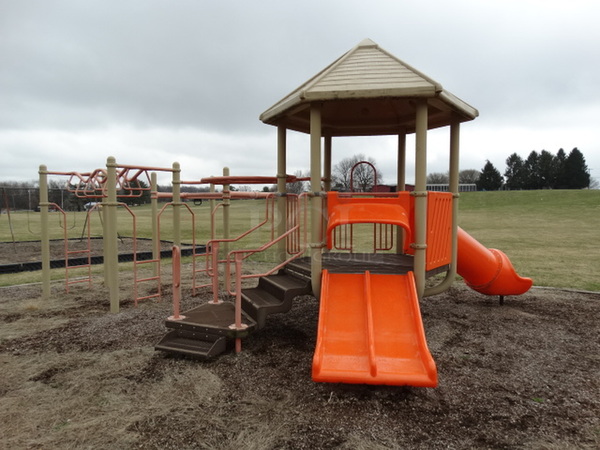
[326,192,413,250]
[312,270,437,387]
[426,192,453,271]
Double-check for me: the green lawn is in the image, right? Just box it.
[1,191,599,290]
[458,190,600,291]
[0,200,274,245]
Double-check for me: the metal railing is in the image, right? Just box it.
[192,193,276,302]
[224,193,309,350]
[329,192,401,254]
[52,202,93,292]
[155,201,197,303]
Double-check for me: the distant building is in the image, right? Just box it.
[372,184,476,192]
[426,184,477,192]
[372,184,415,192]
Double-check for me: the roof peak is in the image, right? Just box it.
[357,38,378,48]
[260,39,478,135]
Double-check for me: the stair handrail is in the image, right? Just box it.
[199,194,276,303]
[227,227,307,349]
[224,192,309,292]
[224,226,307,296]
[224,192,309,331]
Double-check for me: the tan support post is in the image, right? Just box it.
[310,104,323,297]
[106,156,119,313]
[276,125,287,262]
[222,167,230,257]
[172,162,181,248]
[396,130,407,254]
[102,186,109,285]
[323,134,332,192]
[322,134,332,255]
[426,119,461,297]
[151,172,159,277]
[412,100,428,298]
[397,130,407,191]
[39,165,50,300]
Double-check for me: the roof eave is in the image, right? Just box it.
[437,90,479,120]
[260,87,440,126]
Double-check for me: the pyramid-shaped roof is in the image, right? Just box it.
[260,39,478,136]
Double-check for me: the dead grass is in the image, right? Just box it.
[1,348,223,448]
[1,267,599,449]
[1,191,599,448]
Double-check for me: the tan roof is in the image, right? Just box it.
[260,39,478,136]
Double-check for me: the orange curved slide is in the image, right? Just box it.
[457,227,533,296]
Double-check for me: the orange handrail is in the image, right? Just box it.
[156,201,197,301]
[223,193,309,329]
[197,195,276,302]
[51,202,93,292]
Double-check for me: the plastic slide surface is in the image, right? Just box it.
[457,227,533,296]
[312,270,437,387]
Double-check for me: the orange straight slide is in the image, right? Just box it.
[312,270,437,387]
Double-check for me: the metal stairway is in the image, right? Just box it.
[155,266,311,358]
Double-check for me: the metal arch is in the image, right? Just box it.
[350,160,378,192]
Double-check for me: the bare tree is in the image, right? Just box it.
[286,170,308,195]
[459,169,480,184]
[332,154,382,192]
[426,172,449,184]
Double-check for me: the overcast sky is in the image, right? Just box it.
[1,0,599,187]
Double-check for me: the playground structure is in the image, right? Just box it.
[40,39,533,387]
[37,161,288,311]
[38,160,183,312]
[155,39,532,387]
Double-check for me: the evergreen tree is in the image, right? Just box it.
[538,150,559,189]
[563,148,591,188]
[504,153,526,190]
[555,148,569,189]
[476,161,504,191]
[523,151,541,189]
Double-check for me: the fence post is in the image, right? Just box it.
[39,165,50,300]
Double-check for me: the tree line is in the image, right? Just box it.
[2,148,592,211]
[477,148,593,191]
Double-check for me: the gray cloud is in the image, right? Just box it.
[1,0,599,183]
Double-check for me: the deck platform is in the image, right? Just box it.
[288,253,413,275]
[287,252,448,278]
[165,302,257,337]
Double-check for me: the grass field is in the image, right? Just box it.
[458,190,600,291]
[1,190,598,290]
